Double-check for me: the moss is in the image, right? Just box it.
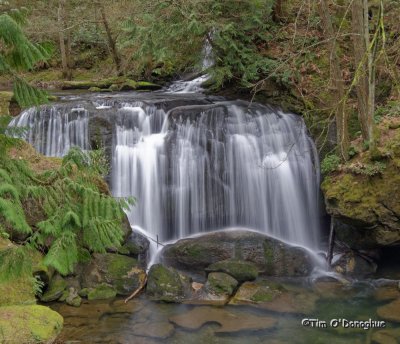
[206,260,258,282]
[0,305,63,343]
[0,91,13,116]
[322,125,400,248]
[206,272,238,295]
[146,264,185,302]
[87,283,117,300]
[0,278,36,306]
[263,241,275,271]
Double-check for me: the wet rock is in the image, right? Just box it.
[205,272,238,296]
[0,305,63,343]
[119,230,150,267]
[161,229,313,279]
[80,253,146,296]
[169,306,277,333]
[131,321,174,339]
[65,287,82,307]
[146,264,190,302]
[40,274,67,302]
[377,298,400,323]
[205,259,258,282]
[229,280,317,315]
[87,283,117,300]
[332,251,377,277]
[313,279,353,299]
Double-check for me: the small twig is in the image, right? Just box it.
[124,275,147,303]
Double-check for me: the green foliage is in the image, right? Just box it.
[321,154,341,174]
[345,161,386,177]
[0,5,51,107]
[0,143,134,278]
[121,0,278,88]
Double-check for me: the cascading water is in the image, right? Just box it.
[9,104,89,157]
[9,93,320,253]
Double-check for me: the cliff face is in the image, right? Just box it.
[322,117,400,249]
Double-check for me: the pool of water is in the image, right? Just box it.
[51,277,399,344]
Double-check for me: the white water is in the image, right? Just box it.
[111,101,320,250]
[9,95,321,253]
[9,105,89,157]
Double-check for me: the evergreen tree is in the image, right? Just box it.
[0,1,50,107]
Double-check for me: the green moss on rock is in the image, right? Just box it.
[0,91,13,116]
[0,305,63,343]
[205,272,238,296]
[81,253,145,296]
[146,264,187,302]
[322,126,400,248]
[87,284,116,300]
[205,259,258,282]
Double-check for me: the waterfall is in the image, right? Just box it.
[9,105,89,157]
[166,38,213,93]
[9,94,320,250]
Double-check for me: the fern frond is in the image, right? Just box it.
[0,198,31,234]
[43,231,78,276]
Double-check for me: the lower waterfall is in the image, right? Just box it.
[9,93,320,250]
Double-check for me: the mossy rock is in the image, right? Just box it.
[322,127,400,249]
[0,277,36,306]
[40,275,67,302]
[0,91,13,116]
[146,264,188,302]
[205,272,238,296]
[205,259,258,282]
[161,230,313,278]
[0,305,63,343]
[87,284,117,301]
[81,253,146,296]
[0,239,40,306]
[230,280,317,315]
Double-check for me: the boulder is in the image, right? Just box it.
[205,259,258,282]
[80,253,146,296]
[229,280,317,315]
[205,272,238,296]
[119,230,150,266]
[0,305,63,343]
[322,127,400,250]
[87,283,117,300]
[161,229,313,279]
[146,264,190,302]
[332,251,377,277]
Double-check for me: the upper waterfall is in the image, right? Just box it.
[9,93,320,250]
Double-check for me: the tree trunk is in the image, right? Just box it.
[273,0,284,22]
[318,0,349,160]
[58,0,72,80]
[351,0,369,141]
[99,3,122,75]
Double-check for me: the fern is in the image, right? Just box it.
[43,231,78,275]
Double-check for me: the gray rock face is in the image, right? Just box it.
[119,230,150,267]
[161,229,314,279]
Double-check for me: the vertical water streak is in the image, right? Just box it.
[9,105,89,156]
